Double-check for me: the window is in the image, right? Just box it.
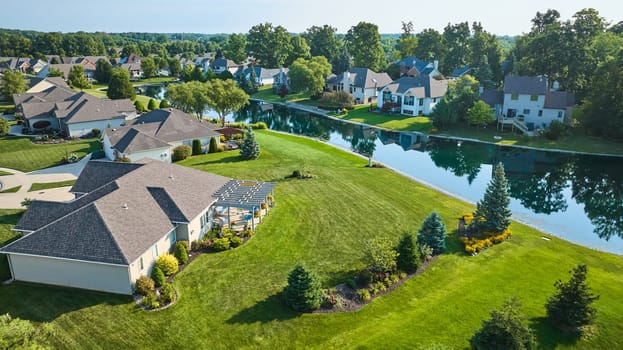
[523,109,530,115]
[168,228,177,246]
[558,111,564,118]
[152,244,158,258]
[538,110,543,117]
[139,257,144,271]
[404,96,415,106]
[511,93,519,100]
[530,95,538,101]
[402,109,413,115]
[419,99,424,106]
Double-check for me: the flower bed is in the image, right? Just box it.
[458,213,511,255]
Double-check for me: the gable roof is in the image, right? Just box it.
[503,76,548,95]
[105,108,222,154]
[480,89,504,106]
[326,67,393,89]
[544,91,575,109]
[3,160,232,265]
[382,76,449,98]
[451,65,471,78]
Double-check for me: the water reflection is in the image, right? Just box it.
[233,103,623,252]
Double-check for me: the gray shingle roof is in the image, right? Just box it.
[326,67,393,89]
[105,108,222,154]
[71,161,142,194]
[3,160,232,265]
[480,89,504,106]
[503,76,548,95]
[544,91,575,109]
[383,76,448,98]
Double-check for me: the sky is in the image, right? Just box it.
[1,0,622,36]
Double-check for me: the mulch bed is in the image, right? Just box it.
[313,255,439,314]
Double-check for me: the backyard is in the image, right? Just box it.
[0,136,100,172]
[0,130,621,349]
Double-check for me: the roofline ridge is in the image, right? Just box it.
[146,186,190,222]
[92,202,130,264]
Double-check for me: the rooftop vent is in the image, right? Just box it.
[121,203,128,209]
[168,175,175,180]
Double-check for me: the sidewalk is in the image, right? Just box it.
[0,154,91,209]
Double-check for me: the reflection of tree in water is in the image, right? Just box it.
[427,140,488,184]
[507,166,571,215]
[570,157,623,240]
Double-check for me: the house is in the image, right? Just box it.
[194,54,212,71]
[235,66,282,86]
[498,75,575,134]
[272,68,290,93]
[325,68,392,104]
[398,57,442,78]
[121,63,143,80]
[0,57,46,74]
[13,87,136,137]
[209,58,239,74]
[119,53,141,65]
[377,75,449,116]
[0,159,276,294]
[102,108,223,162]
[480,89,504,116]
[26,76,71,93]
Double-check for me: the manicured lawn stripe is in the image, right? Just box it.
[28,180,77,192]
[0,185,21,193]
[0,137,100,172]
[0,130,620,349]
[337,105,433,132]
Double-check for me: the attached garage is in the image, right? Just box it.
[7,254,132,295]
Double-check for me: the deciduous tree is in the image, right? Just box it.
[1,70,27,101]
[345,22,386,71]
[204,79,249,126]
[302,25,341,68]
[95,59,112,84]
[140,57,157,78]
[364,237,398,273]
[226,33,248,63]
[68,65,91,90]
[107,68,135,100]
[288,56,332,96]
[467,100,496,128]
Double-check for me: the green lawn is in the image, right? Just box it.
[28,180,76,192]
[0,131,621,349]
[0,170,13,176]
[337,105,433,132]
[0,209,23,280]
[0,136,100,172]
[0,185,21,193]
[251,85,312,103]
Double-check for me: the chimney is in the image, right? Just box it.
[433,60,439,71]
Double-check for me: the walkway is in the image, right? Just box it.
[0,154,92,209]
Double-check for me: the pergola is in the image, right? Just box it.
[213,179,276,231]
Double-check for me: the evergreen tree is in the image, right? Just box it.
[248,66,259,92]
[192,139,203,155]
[417,212,447,254]
[395,232,421,273]
[147,98,159,111]
[208,137,218,153]
[284,264,323,312]
[473,162,511,234]
[240,127,260,160]
[471,298,537,350]
[150,266,166,287]
[546,264,599,330]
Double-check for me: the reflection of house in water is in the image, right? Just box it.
[492,147,561,176]
[377,130,430,152]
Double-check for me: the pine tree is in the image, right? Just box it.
[417,212,447,254]
[473,162,511,234]
[284,264,323,312]
[396,232,421,273]
[546,264,599,330]
[192,139,203,155]
[471,298,537,350]
[208,137,218,153]
[240,127,260,160]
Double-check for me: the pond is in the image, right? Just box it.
[231,102,623,255]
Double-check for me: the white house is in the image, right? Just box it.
[377,75,449,116]
[325,68,393,104]
[209,58,239,75]
[102,108,223,162]
[13,87,136,137]
[398,57,442,78]
[499,76,575,133]
[0,160,275,295]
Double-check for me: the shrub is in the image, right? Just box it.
[364,237,398,273]
[91,128,101,137]
[345,278,356,289]
[176,240,189,252]
[135,275,155,296]
[115,156,132,163]
[419,243,433,261]
[383,277,393,288]
[134,100,148,112]
[141,292,160,309]
[159,99,170,108]
[284,264,323,312]
[191,240,202,252]
[417,212,447,254]
[212,237,230,251]
[217,144,225,152]
[191,139,203,155]
[173,241,188,265]
[155,254,179,276]
[147,98,159,111]
[160,283,175,304]
[230,236,243,248]
[396,232,421,273]
[545,120,566,140]
[208,137,218,153]
[375,281,387,293]
[357,269,374,286]
[357,289,371,302]
[150,266,166,287]
[172,145,192,161]
[471,298,537,350]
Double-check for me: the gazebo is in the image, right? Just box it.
[212,179,276,231]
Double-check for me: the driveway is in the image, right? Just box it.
[0,153,92,209]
